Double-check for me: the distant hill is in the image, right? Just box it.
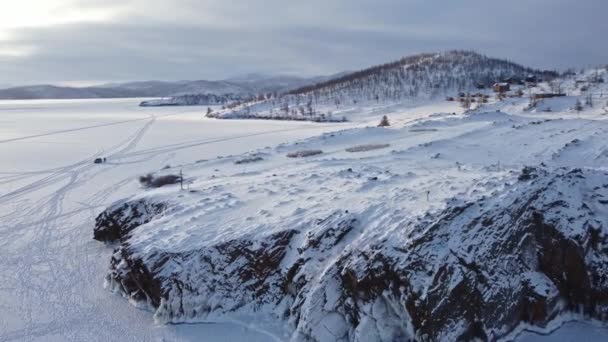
[0,85,143,100]
[208,50,560,121]
[0,75,331,100]
[137,73,350,107]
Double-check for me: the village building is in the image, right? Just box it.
[493,82,510,93]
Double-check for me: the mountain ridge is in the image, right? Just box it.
[0,74,329,100]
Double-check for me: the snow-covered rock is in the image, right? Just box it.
[95,164,608,340]
[94,197,168,242]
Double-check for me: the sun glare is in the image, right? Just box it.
[0,1,120,31]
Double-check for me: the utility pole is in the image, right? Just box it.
[180,169,184,191]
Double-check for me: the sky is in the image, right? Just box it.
[0,0,606,87]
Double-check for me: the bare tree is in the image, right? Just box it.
[306,99,314,118]
[461,94,472,110]
[528,96,539,109]
[281,102,289,116]
[574,99,584,112]
[585,94,594,107]
[550,80,563,94]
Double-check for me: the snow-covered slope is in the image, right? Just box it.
[94,94,608,341]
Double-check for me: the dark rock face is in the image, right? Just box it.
[107,228,299,308]
[103,211,359,324]
[94,199,166,242]
[334,168,608,341]
[96,168,608,341]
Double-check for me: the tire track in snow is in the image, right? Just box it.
[0,107,197,145]
[0,110,351,341]
[0,115,158,342]
[0,116,155,205]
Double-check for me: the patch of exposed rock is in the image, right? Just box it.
[94,198,166,242]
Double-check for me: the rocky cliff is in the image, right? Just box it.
[94,167,608,341]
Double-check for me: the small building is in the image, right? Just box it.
[502,76,523,85]
[525,75,538,83]
[493,83,510,93]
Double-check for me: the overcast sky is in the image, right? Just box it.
[1,0,606,86]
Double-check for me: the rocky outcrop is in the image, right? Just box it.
[95,168,608,341]
[339,168,608,341]
[94,199,166,242]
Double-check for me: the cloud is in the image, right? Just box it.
[1,0,607,85]
[0,0,124,31]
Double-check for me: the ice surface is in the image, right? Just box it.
[0,98,349,341]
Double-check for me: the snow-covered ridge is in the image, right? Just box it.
[94,103,608,341]
[287,50,555,97]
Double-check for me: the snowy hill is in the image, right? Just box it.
[286,50,555,98]
[208,51,559,121]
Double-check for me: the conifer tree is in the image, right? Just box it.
[378,115,390,127]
